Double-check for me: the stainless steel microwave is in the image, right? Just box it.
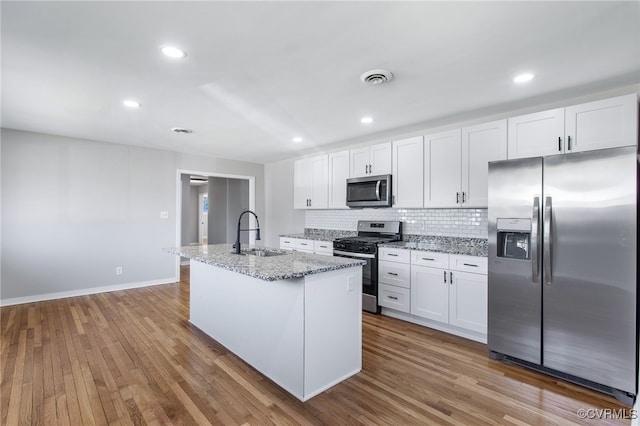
[346,174,392,208]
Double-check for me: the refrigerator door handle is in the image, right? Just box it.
[532,196,540,283]
[543,196,552,285]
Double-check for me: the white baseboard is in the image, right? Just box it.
[0,277,178,307]
[381,308,487,344]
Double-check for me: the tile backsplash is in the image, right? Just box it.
[305,208,488,239]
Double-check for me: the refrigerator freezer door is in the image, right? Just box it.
[488,157,543,364]
[542,147,637,394]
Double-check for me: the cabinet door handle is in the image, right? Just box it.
[558,137,562,152]
[462,192,466,203]
[309,199,312,207]
[444,271,447,283]
[388,272,399,276]
[456,192,460,204]
[463,263,478,267]
[567,135,572,151]
[449,272,453,283]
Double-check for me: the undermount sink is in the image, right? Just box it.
[240,248,290,257]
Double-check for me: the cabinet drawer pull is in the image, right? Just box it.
[319,245,328,248]
[463,263,478,267]
[387,253,398,257]
[388,296,398,300]
[388,272,399,276]
[422,257,435,261]
[300,243,308,246]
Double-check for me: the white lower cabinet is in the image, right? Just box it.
[379,284,410,313]
[411,265,449,322]
[379,248,488,342]
[313,240,333,256]
[449,271,487,334]
[279,237,334,256]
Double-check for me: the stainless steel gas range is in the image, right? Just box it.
[333,221,402,313]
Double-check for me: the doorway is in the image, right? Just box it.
[176,170,256,278]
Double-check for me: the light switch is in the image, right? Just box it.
[160,211,169,219]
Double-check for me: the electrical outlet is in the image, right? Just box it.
[115,266,123,275]
[160,211,169,219]
[418,221,425,231]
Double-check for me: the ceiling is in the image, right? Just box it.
[2,1,639,164]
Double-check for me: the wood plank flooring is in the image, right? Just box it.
[1,266,632,425]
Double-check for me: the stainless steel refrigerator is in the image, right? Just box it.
[487,146,637,404]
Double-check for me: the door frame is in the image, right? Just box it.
[175,169,256,280]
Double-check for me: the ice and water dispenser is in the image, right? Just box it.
[496,218,531,260]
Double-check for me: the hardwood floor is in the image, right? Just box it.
[1,266,632,425]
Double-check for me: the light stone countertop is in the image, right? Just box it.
[165,244,365,282]
[380,236,488,257]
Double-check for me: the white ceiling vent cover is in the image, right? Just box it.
[360,69,394,85]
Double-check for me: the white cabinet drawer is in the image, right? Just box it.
[314,240,333,256]
[379,284,410,313]
[280,237,296,250]
[449,255,487,274]
[411,251,449,269]
[379,247,410,263]
[295,238,314,252]
[379,261,410,288]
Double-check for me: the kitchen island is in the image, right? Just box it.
[165,244,365,402]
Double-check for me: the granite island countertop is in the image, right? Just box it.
[380,236,488,257]
[165,244,366,282]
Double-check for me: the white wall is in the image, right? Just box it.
[0,128,264,304]
[264,158,304,247]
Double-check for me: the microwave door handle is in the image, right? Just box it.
[375,180,381,200]
[531,196,540,283]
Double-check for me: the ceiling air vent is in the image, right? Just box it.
[360,69,394,85]
[171,127,193,134]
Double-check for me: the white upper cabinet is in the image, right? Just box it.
[424,121,506,208]
[424,129,462,208]
[508,108,565,159]
[461,119,507,207]
[392,137,424,208]
[565,93,638,153]
[293,154,328,209]
[350,142,392,178]
[328,150,350,209]
[507,94,638,159]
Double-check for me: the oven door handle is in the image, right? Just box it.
[333,250,375,259]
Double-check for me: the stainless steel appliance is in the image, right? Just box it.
[346,174,392,208]
[334,221,402,313]
[488,146,637,405]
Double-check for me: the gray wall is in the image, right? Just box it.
[264,158,305,247]
[0,128,264,302]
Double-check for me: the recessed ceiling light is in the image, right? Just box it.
[513,73,535,83]
[292,137,303,143]
[123,99,141,108]
[161,46,187,59]
[361,116,374,124]
[171,127,193,134]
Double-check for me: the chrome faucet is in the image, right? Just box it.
[234,210,261,254]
